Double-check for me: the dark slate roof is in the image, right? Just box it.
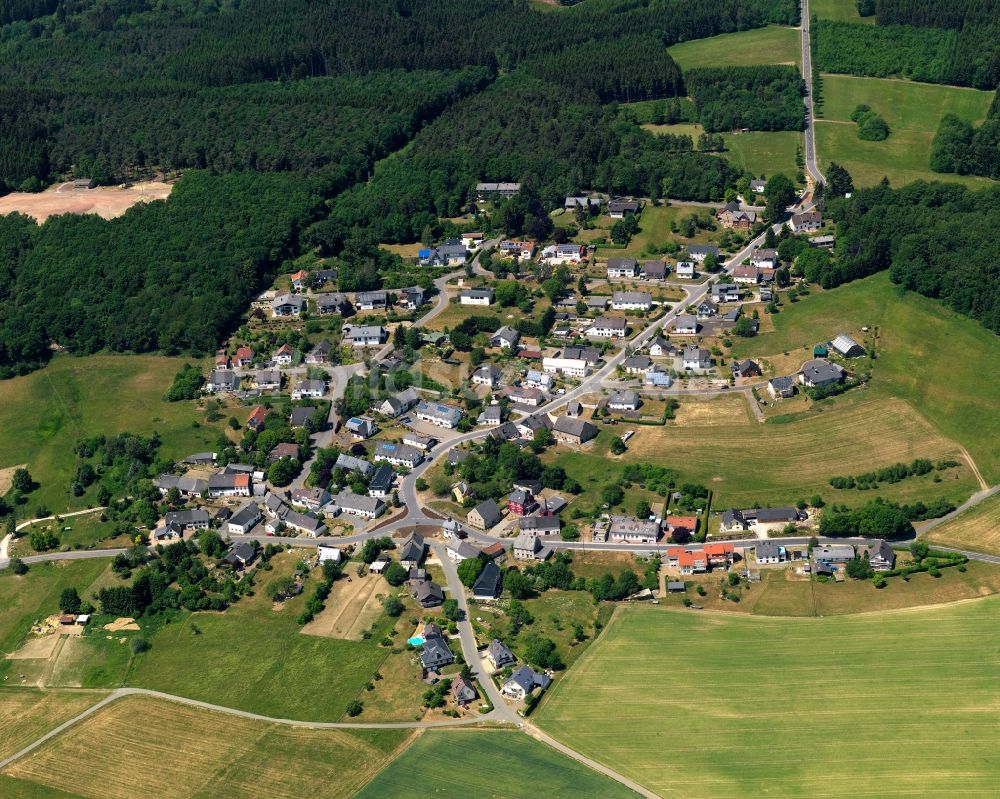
[472,561,502,598]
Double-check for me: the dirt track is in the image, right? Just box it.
[0,181,172,222]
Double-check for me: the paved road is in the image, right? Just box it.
[800,0,825,185]
[0,507,108,569]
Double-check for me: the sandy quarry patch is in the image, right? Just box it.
[300,572,386,640]
[0,464,26,496]
[103,617,140,632]
[0,181,173,223]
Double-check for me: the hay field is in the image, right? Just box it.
[613,396,972,507]
[1,695,407,799]
[0,689,108,761]
[355,729,639,799]
[300,572,387,640]
[668,25,800,70]
[924,493,1000,556]
[537,599,1000,798]
[0,181,172,223]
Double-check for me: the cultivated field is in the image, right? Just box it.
[556,395,973,508]
[301,571,388,640]
[0,181,172,223]
[643,124,802,182]
[538,599,1000,798]
[924,493,1000,556]
[1,695,407,799]
[355,729,639,799]
[0,689,107,761]
[668,25,801,70]
[0,354,228,514]
[729,272,1000,484]
[815,74,995,187]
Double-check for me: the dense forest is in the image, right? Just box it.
[684,66,805,132]
[812,20,1000,89]
[930,113,1000,180]
[824,181,1000,332]
[873,0,1000,29]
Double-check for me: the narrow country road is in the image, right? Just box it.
[0,507,108,569]
[800,0,825,185]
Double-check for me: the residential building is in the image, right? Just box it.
[227,503,262,534]
[398,286,426,310]
[468,499,503,530]
[648,336,677,357]
[622,355,653,374]
[490,326,520,349]
[551,416,598,445]
[673,315,698,335]
[565,196,601,211]
[712,283,741,303]
[153,475,208,498]
[281,509,327,537]
[453,675,478,707]
[373,388,420,418]
[749,178,767,194]
[682,346,711,370]
[233,346,254,368]
[164,508,210,531]
[813,544,855,563]
[508,386,545,407]
[317,545,342,564]
[368,464,395,498]
[472,561,502,600]
[291,487,331,510]
[477,405,502,426]
[607,257,639,278]
[459,288,495,306]
[223,541,257,571]
[687,244,720,263]
[640,260,667,280]
[332,490,385,519]
[345,416,377,439]
[519,515,561,536]
[255,369,281,390]
[808,234,836,249]
[608,515,660,544]
[830,333,865,358]
[502,666,551,699]
[446,539,481,564]
[476,182,521,200]
[419,244,468,267]
[498,240,535,259]
[207,471,251,498]
[704,542,735,568]
[716,200,756,230]
[608,390,641,411]
[719,509,748,533]
[292,378,325,400]
[667,547,707,575]
[486,639,517,671]
[755,540,788,564]
[398,532,426,568]
[541,243,585,263]
[401,431,434,451]
[461,232,484,249]
[768,375,797,399]
[608,200,639,218]
[584,295,609,311]
[335,453,373,477]
[645,368,672,387]
[867,539,896,572]
[305,340,332,365]
[612,291,653,311]
[206,369,239,393]
[419,632,454,669]
[749,248,777,269]
[507,488,537,517]
[731,359,761,378]
[415,401,464,429]
[667,516,698,539]
[586,316,627,338]
[799,359,845,388]
[344,325,386,347]
[373,441,423,468]
[472,364,501,387]
[675,261,695,279]
[513,533,551,561]
[516,413,552,439]
[315,293,350,315]
[733,264,760,285]
[697,300,719,318]
[271,294,305,317]
[789,211,822,233]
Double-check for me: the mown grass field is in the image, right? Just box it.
[0,354,228,514]
[9,512,131,559]
[815,74,995,187]
[924,493,1000,556]
[553,395,974,509]
[538,599,1000,798]
[668,25,800,70]
[0,695,408,799]
[590,203,723,259]
[0,690,108,761]
[810,0,875,22]
[643,123,802,182]
[730,272,1000,484]
[355,729,640,799]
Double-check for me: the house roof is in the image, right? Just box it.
[229,503,260,528]
[674,314,697,329]
[551,416,598,442]
[472,499,503,528]
[333,490,384,515]
[487,639,516,665]
[472,561,502,597]
[800,359,844,384]
[506,665,551,694]
[607,257,638,271]
[520,515,561,532]
[612,291,652,305]
[608,390,640,407]
[335,453,373,475]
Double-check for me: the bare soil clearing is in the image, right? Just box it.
[300,572,386,640]
[0,181,172,223]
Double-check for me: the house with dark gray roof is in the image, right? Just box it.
[608,390,641,411]
[551,416,598,446]
[399,532,426,568]
[335,453,373,476]
[468,499,503,530]
[419,634,454,671]
[799,359,845,388]
[223,541,258,570]
[472,560,503,600]
[227,503,262,534]
[768,375,797,399]
[164,508,210,531]
[368,464,396,498]
[486,639,517,671]
[501,666,551,700]
[412,579,445,608]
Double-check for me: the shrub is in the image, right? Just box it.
[130,637,151,654]
[346,700,363,717]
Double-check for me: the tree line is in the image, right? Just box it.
[930,114,1000,180]
[825,180,1000,333]
[684,66,805,132]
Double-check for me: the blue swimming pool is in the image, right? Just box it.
[407,636,425,646]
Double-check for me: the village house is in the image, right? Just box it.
[606,257,639,279]
[367,464,395,498]
[716,200,756,230]
[640,260,668,280]
[608,390,641,411]
[227,503,262,535]
[565,196,601,211]
[749,248,777,269]
[731,359,761,379]
[789,211,822,233]
[355,290,388,311]
[645,367,672,387]
[675,261,696,279]
[498,240,535,260]
[305,340,332,365]
[687,244,720,263]
[335,453,374,477]
[271,294,306,317]
[490,326,520,350]
[513,532,551,561]
[468,498,503,530]
[682,346,712,370]
[459,288,495,306]
[813,544,855,565]
[755,540,789,564]
[164,508,211,531]
[477,405,503,426]
[502,666,551,700]
[154,475,208,498]
[750,178,767,194]
[666,515,698,540]
[233,346,254,368]
[419,629,454,670]
[507,488,537,517]
[292,486,331,511]
[255,369,281,390]
[446,539,481,564]
[608,199,640,219]
[223,541,258,571]
[712,283,742,303]
[799,359,845,389]
[551,416,598,446]
[608,515,660,544]
[315,292,350,315]
[697,300,719,319]
[398,532,426,568]
[453,674,478,707]
[374,441,423,468]
[519,515,561,536]
[586,315,627,338]
[292,378,325,400]
[345,416,377,439]
[472,364,501,387]
[374,387,421,418]
[622,355,653,374]
[612,291,653,311]
[268,442,299,462]
[866,539,897,572]
[486,639,517,671]
[476,182,521,200]
[246,405,268,431]
[419,243,468,267]
[415,400,464,429]
[543,345,599,377]
[704,542,735,569]
[541,243,586,263]
[648,337,677,357]
[402,431,434,451]
[767,375,797,399]
[508,386,545,407]
[273,343,294,365]
[207,471,251,498]
[472,561,503,600]
[584,295,609,312]
[673,315,699,335]
[516,413,552,439]
[667,547,707,575]
[206,369,239,393]
[809,234,835,249]
[345,325,387,347]
[733,264,760,285]
[398,286,426,310]
[461,232,484,249]
[332,490,385,519]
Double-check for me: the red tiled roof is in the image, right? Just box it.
[290,270,309,282]
[667,516,697,531]
[247,406,267,426]
[704,542,735,556]
[234,474,250,488]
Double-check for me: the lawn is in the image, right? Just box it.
[9,512,131,559]
[355,729,640,799]
[815,74,995,187]
[537,598,1000,798]
[552,395,975,509]
[0,354,229,514]
[643,124,803,181]
[591,203,723,259]
[810,0,875,22]
[730,272,1000,484]
[0,689,108,761]
[0,695,408,799]
[426,295,552,333]
[924,493,1000,556]
[668,25,800,70]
